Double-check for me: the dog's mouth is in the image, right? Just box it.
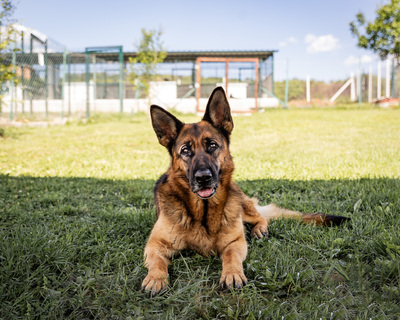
[196,187,216,199]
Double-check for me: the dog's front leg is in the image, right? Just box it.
[141,232,176,296]
[218,236,248,289]
[240,196,269,238]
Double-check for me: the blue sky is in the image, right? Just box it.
[14,0,384,81]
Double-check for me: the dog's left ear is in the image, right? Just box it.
[202,87,234,139]
[150,105,184,151]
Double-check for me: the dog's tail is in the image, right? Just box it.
[255,203,350,226]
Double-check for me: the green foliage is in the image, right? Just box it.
[0,0,17,109]
[128,28,167,98]
[275,78,306,101]
[350,0,400,60]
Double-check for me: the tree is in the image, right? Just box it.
[0,0,17,109]
[350,0,400,61]
[128,28,167,100]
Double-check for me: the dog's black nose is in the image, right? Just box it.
[195,169,212,185]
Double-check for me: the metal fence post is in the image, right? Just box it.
[68,53,71,116]
[119,46,123,113]
[10,35,16,121]
[92,54,96,114]
[358,58,362,109]
[21,31,25,114]
[258,59,262,100]
[284,58,289,106]
[29,34,33,118]
[272,55,275,95]
[85,50,90,118]
[45,40,48,118]
[61,48,67,119]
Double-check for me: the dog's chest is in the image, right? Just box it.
[176,208,235,255]
[185,227,216,255]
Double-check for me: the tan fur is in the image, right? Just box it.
[142,87,348,296]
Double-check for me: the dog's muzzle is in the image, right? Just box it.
[193,168,217,199]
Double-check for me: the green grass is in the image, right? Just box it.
[1,109,400,319]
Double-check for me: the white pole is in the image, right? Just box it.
[368,65,372,103]
[306,75,310,103]
[377,60,381,99]
[386,58,391,97]
[357,66,361,99]
[330,78,352,102]
[350,72,356,101]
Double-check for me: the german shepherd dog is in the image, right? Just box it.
[142,87,349,296]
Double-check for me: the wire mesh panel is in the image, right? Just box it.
[154,62,195,99]
[23,35,66,116]
[195,58,262,112]
[64,53,88,116]
[84,46,123,116]
[228,61,257,98]
[2,42,279,118]
[197,61,260,99]
[0,30,16,115]
[270,57,399,108]
[1,27,67,119]
[260,56,274,95]
[199,62,226,99]
[126,61,196,99]
[95,58,121,99]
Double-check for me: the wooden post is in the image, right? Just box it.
[225,60,229,96]
[195,58,201,112]
[254,58,259,111]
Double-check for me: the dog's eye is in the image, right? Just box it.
[181,146,192,157]
[207,142,218,152]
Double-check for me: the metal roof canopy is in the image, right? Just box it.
[60,50,276,64]
[160,50,276,62]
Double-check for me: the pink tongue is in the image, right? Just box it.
[197,188,213,198]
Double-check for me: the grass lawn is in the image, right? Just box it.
[1,108,400,319]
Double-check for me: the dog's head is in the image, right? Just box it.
[150,87,234,199]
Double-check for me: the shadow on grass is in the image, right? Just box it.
[1,174,400,319]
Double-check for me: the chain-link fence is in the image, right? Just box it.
[273,58,399,108]
[2,26,398,121]
[1,48,277,119]
[1,26,67,119]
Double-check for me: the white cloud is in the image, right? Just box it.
[344,54,373,67]
[305,34,339,53]
[279,41,287,47]
[288,36,297,44]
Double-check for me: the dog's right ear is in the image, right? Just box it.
[150,105,184,151]
[202,87,233,141]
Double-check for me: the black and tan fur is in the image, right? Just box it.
[142,87,349,296]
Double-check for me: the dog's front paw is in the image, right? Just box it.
[219,272,248,289]
[251,223,269,239]
[141,273,168,297]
